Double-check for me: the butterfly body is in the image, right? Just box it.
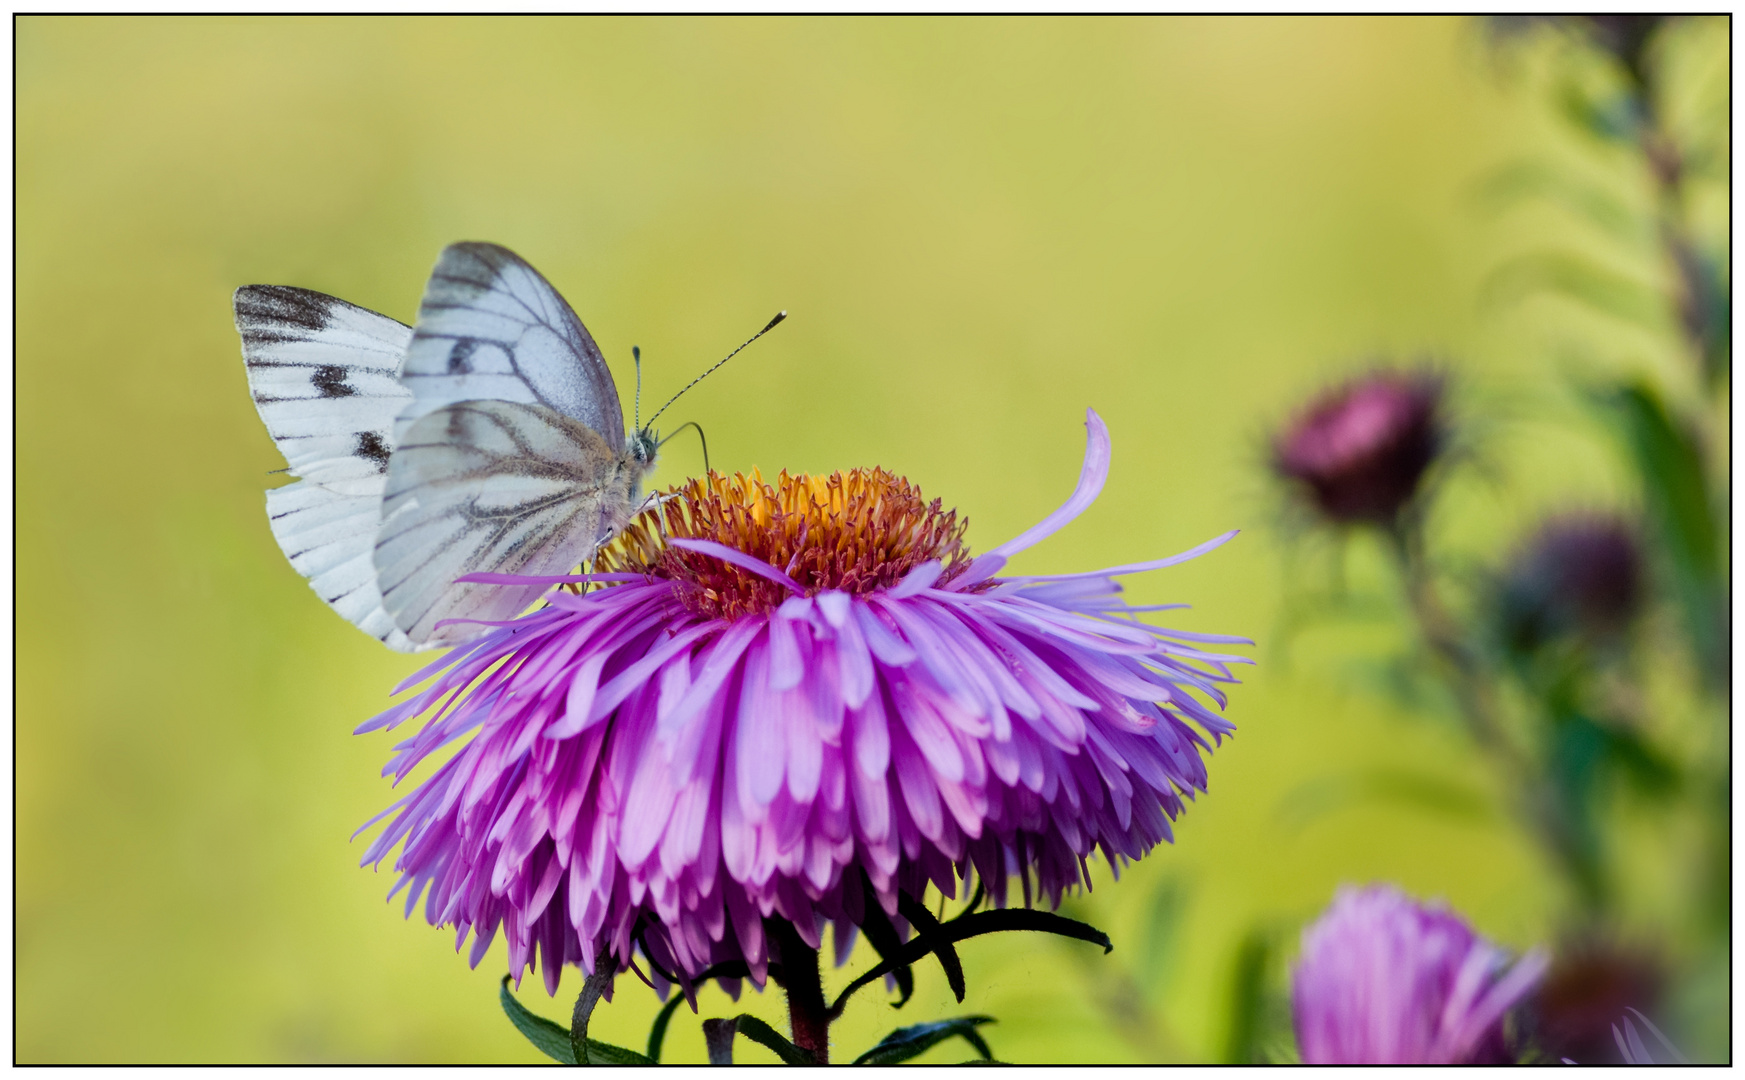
[238,242,656,653]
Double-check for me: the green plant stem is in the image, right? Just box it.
[1386,521,1518,767]
[770,919,830,1064]
[1386,519,1609,917]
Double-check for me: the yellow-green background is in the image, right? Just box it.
[17,15,1716,1063]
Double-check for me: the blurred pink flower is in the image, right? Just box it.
[1274,371,1443,524]
[1292,884,1547,1064]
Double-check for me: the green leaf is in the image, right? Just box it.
[645,990,686,1063]
[853,1016,996,1065]
[645,960,757,1062]
[1603,727,1680,797]
[1221,929,1271,1064]
[581,1040,655,1065]
[946,907,1114,952]
[1595,382,1726,687]
[496,977,655,1066]
[500,976,579,1064]
[829,905,1113,1017]
[1483,251,1667,329]
[1547,710,1609,909]
[1275,768,1496,833]
[899,891,966,1002]
[1473,159,1646,246]
[706,1014,816,1064]
[1555,76,1643,143]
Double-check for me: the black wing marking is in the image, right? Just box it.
[237,284,419,651]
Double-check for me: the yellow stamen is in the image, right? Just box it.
[598,468,974,620]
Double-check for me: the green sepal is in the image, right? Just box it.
[497,976,653,1065]
[853,1016,996,1064]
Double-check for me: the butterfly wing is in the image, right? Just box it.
[392,242,625,447]
[378,243,638,646]
[236,285,419,652]
[375,400,636,647]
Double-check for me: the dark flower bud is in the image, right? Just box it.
[1498,512,1643,653]
[1530,938,1664,1064]
[1273,371,1444,525]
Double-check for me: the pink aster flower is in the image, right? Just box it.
[1292,884,1549,1064]
[357,409,1247,1005]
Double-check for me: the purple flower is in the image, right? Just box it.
[1274,371,1444,524]
[357,410,1248,994]
[1292,884,1548,1064]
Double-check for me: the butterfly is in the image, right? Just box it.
[237,241,780,653]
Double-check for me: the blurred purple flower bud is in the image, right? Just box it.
[1273,371,1444,525]
[1499,512,1643,653]
[1532,938,1664,1064]
[1291,884,1547,1064]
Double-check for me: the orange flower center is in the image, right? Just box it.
[596,468,975,620]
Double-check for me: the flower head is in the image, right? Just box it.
[1274,371,1444,525]
[358,410,1247,994]
[1291,884,1547,1064]
[1498,512,1642,655]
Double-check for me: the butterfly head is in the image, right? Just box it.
[628,426,660,470]
[629,312,783,486]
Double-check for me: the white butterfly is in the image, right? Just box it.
[239,242,685,653]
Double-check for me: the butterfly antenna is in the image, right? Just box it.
[659,420,710,475]
[646,311,787,427]
[632,345,643,432]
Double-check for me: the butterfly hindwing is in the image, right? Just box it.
[394,242,626,447]
[375,400,636,647]
[237,284,419,651]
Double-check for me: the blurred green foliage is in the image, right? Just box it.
[16,15,1725,1063]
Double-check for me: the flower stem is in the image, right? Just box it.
[1385,519,1514,764]
[1385,519,1609,915]
[770,919,830,1063]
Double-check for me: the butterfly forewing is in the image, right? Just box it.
[394,243,625,449]
[375,400,636,647]
[237,285,418,651]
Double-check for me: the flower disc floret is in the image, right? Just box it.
[600,468,976,620]
[358,410,1248,996]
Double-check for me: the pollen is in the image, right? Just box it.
[597,468,975,620]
